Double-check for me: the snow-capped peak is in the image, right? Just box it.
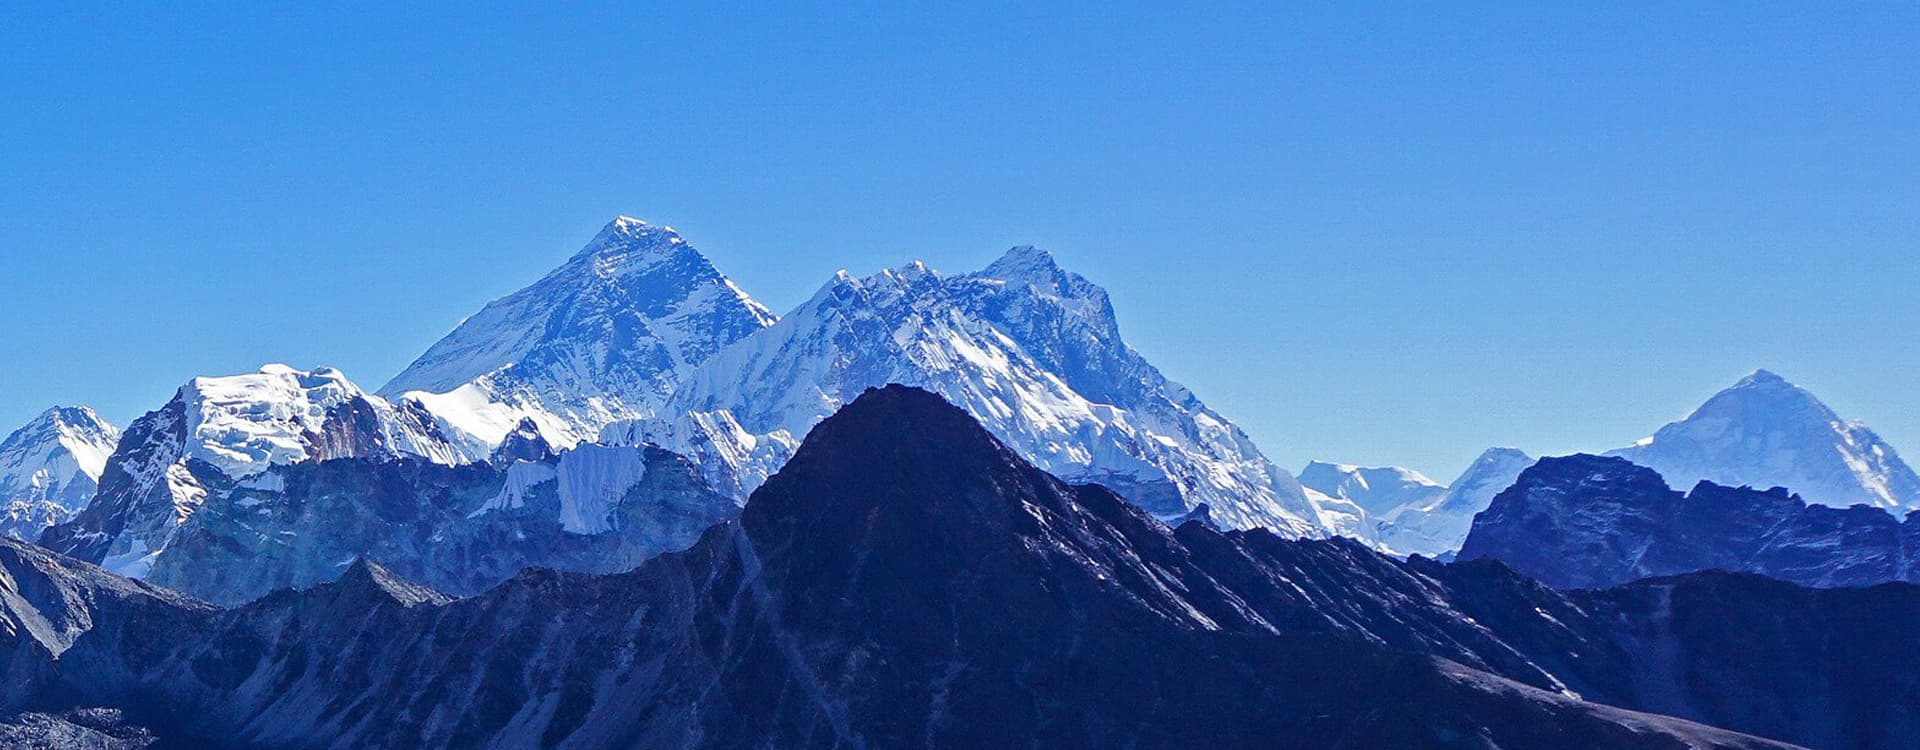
[1297,461,1444,517]
[39,364,483,576]
[572,216,694,272]
[1369,447,1537,558]
[1607,370,1920,512]
[0,406,122,540]
[641,247,1329,537]
[177,364,473,479]
[981,245,1061,283]
[381,217,778,450]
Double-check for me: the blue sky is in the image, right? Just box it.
[2,3,1915,479]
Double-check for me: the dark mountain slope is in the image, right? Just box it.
[1458,454,1920,589]
[0,387,1874,749]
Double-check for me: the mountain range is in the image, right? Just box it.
[8,386,1919,749]
[3,215,1917,748]
[26,217,1346,603]
[17,218,1917,587]
[1458,453,1920,590]
[1306,369,1920,557]
[378,217,1348,535]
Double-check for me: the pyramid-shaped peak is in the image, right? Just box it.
[1475,447,1532,462]
[333,558,452,608]
[982,244,1062,281]
[1697,369,1831,416]
[27,405,112,432]
[574,215,690,260]
[744,384,1031,527]
[1733,369,1794,389]
[796,384,1002,457]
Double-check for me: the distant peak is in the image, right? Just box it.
[1702,369,1827,412]
[1475,447,1533,462]
[982,244,1061,281]
[575,215,689,260]
[31,405,109,430]
[1735,369,1792,388]
[1303,460,1358,473]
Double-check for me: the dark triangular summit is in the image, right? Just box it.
[331,558,452,608]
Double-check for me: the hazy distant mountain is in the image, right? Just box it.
[1372,447,1536,557]
[1298,461,1446,517]
[1609,369,1920,512]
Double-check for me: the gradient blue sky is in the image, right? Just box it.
[3,4,1916,480]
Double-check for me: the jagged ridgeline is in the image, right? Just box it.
[37,218,1370,605]
[9,386,1917,749]
[1308,369,1920,558]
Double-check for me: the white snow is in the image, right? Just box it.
[0,407,122,539]
[1607,370,1920,513]
[553,444,649,535]
[379,217,777,452]
[179,364,483,479]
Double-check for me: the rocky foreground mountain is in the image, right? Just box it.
[1458,453,1920,590]
[5,387,1918,749]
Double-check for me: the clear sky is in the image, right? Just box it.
[2,4,1916,480]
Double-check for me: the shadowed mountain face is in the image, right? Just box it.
[1459,453,1920,590]
[10,386,1920,749]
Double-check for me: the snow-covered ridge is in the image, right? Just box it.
[369,219,1371,537]
[40,364,485,577]
[1297,461,1444,517]
[1372,447,1535,558]
[379,217,777,449]
[183,364,479,478]
[0,406,121,540]
[376,217,1346,538]
[618,246,1334,536]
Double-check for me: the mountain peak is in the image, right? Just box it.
[1737,368,1790,387]
[332,558,452,608]
[21,405,113,437]
[378,218,776,447]
[983,244,1060,279]
[1714,369,1821,407]
[1475,446,1531,462]
[743,384,1038,537]
[573,215,691,265]
[1607,372,1920,512]
[1298,460,1444,517]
